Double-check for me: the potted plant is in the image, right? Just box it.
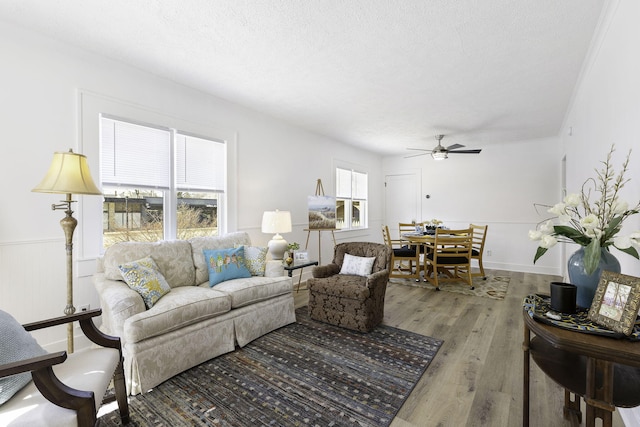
[285,242,300,266]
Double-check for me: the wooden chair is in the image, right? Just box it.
[398,222,423,245]
[423,227,474,290]
[382,225,421,280]
[470,224,488,279]
[0,309,130,426]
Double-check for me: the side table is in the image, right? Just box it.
[283,260,318,291]
[522,308,640,427]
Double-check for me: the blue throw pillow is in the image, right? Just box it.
[0,310,47,406]
[203,247,251,287]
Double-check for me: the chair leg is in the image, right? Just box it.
[113,358,130,424]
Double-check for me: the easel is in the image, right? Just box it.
[304,179,337,266]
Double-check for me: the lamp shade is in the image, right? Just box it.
[261,210,292,234]
[33,149,102,195]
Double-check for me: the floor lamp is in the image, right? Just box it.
[32,149,102,354]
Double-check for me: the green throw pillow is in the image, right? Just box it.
[119,256,171,309]
[0,310,47,406]
[203,247,252,286]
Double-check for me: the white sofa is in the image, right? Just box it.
[93,231,295,395]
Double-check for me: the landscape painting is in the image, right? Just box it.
[308,195,336,229]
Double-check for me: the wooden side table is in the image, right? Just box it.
[522,308,640,427]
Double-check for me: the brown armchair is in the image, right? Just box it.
[307,242,392,332]
[0,309,129,426]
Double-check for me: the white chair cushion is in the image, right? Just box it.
[0,347,119,427]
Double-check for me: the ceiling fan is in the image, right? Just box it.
[406,134,482,160]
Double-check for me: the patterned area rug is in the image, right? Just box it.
[97,307,442,426]
[390,275,510,300]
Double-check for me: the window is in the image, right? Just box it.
[335,166,368,230]
[100,116,225,248]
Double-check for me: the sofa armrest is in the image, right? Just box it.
[312,263,340,278]
[93,273,145,338]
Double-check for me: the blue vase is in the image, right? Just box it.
[567,247,620,309]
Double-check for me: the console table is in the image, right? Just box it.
[284,260,318,292]
[522,308,640,426]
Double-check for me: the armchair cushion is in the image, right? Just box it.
[119,256,172,309]
[339,254,376,277]
[0,310,47,405]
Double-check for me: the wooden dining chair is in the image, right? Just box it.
[382,225,421,280]
[423,227,474,290]
[398,222,423,245]
[470,224,488,279]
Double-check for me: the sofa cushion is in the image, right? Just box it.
[118,256,171,309]
[210,275,293,309]
[238,245,268,276]
[103,240,195,288]
[123,286,231,343]
[189,232,252,285]
[0,310,47,406]
[203,247,252,286]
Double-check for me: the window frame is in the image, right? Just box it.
[78,90,238,259]
[334,163,369,231]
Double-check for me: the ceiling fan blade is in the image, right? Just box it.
[448,149,482,154]
[404,152,430,158]
[406,148,431,152]
[445,143,465,151]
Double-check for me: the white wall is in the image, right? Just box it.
[0,20,383,350]
[383,138,564,275]
[560,1,640,425]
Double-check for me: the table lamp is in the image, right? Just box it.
[261,210,292,260]
[32,149,102,354]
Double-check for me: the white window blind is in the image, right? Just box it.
[353,171,368,199]
[101,117,171,189]
[176,134,225,192]
[336,168,352,198]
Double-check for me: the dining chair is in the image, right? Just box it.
[398,222,423,245]
[423,227,474,290]
[382,225,421,280]
[470,224,488,279]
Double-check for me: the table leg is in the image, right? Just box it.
[523,323,530,427]
[585,358,614,427]
[563,389,582,424]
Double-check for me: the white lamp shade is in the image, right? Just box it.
[33,149,102,195]
[261,210,292,234]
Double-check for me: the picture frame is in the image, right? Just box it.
[294,250,309,262]
[588,270,640,336]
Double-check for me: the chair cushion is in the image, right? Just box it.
[472,249,481,256]
[0,347,118,426]
[0,310,48,406]
[308,275,370,300]
[118,256,172,309]
[393,247,417,257]
[339,254,376,277]
[426,253,469,264]
[203,247,252,287]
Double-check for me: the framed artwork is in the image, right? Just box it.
[308,195,336,229]
[588,271,640,336]
[294,250,309,262]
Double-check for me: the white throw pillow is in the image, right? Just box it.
[339,253,376,277]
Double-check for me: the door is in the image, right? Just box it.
[384,172,421,238]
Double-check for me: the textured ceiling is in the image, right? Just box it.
[0,0,605,155]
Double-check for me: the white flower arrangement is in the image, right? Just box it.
[529,145,640,275]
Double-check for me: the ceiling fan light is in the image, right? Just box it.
[432,151,447,160]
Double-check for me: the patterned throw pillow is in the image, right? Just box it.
[119,256,172,309]
[339,253,376,277]
[0,310,47,406]
[203,247,252,287]
[236,245,268,276]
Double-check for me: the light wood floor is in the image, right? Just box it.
[293,269,626,427]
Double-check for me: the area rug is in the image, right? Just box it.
[97,307,442,427]
[389,275,510,300]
